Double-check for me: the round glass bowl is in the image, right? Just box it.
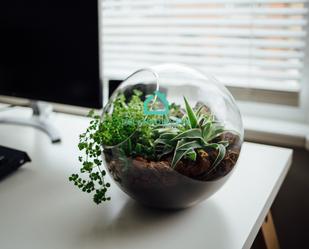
[102,64,244,209]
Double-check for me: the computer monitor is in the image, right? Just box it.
[0,0,103,142]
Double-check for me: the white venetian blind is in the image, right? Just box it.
[101,0,308,105]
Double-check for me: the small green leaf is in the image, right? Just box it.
[183,97,198,128]
[185,149,197,161]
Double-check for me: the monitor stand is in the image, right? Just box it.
[0,101,61,143]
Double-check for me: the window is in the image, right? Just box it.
[101,0,308,107]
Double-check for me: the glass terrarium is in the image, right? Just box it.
[102,64,243,209]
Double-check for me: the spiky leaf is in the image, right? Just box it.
[202,122,212,141]
[177,140,204,151]
[171,128,202,141]
[171,147,193,168]
[183,97,198,128]
[212,144,226,168]
[159,133,178,140]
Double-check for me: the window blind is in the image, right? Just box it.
[101,0,308,105]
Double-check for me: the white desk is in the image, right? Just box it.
[0,107,292,249]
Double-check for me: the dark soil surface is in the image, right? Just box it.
[105,131,241,183]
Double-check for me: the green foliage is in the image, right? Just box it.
[100,89,144,146]
[70,90,159,204]
[70,90,229,204]
[69,111,111,204]
[154,97,228,169]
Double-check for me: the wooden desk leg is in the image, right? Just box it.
[261,211,280,249]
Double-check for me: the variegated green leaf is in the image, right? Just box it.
[171,128,202,141]
[207,126,225,141]
[177,140,204,151]
[218,140,229,147]
[171,147,193,168]
[202,122,212,141]
[154,127,180,134]
[154,138,172,145]
[195,105,205,118]
[159,133,178,140]
[212,144,226,168]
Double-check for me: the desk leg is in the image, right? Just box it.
[261,211,280,249]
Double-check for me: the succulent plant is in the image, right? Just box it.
[154,97,228,171]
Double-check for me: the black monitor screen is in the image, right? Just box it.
[0,0,102,108]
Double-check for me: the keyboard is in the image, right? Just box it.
[0,145,31,179]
